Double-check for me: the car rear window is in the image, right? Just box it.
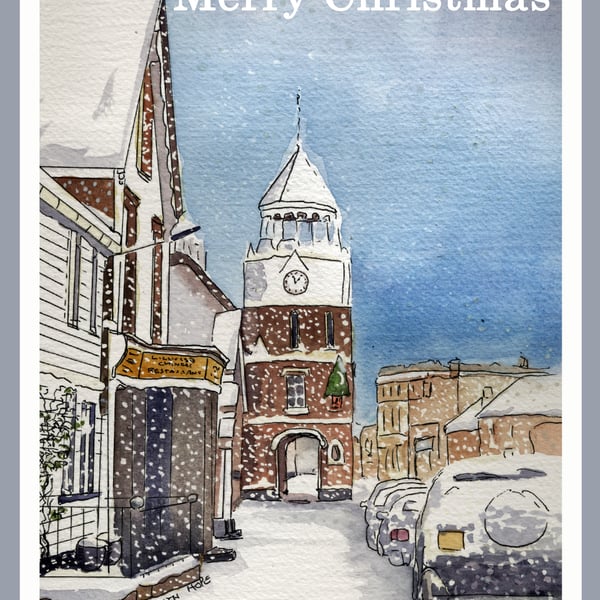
[453,467,546,482]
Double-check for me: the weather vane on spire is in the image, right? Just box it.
[296,86,302,143]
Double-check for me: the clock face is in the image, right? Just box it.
[283,270,309,295]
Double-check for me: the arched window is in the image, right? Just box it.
[325,312,335,347]
[283,213,297,240]
[290,310,299,349]
[328,440,344,464]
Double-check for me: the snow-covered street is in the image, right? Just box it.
[170,483,413,600]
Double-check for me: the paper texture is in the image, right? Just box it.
[37,0,567,598]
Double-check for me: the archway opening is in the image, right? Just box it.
[275,432,323,502]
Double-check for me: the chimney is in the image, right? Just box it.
[518,355,529,369]
[448,358,461,379]
[483,386,493,399]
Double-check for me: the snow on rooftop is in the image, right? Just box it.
[259,142,339,213]
[40,0,161,168]
[445,397,487,434]
[477,374,562,419]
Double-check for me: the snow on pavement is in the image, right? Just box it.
[168,489,413,600]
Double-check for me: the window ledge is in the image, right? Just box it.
[58,492,100,504]
[285,407,309,415]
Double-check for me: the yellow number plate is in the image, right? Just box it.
[437,530,464,551]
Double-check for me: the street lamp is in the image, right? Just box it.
[170,224,201,241]
[112,222,202,256]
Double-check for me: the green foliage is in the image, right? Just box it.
[324,355,350,398]
[39,384,78,559]
[49,507,67,522]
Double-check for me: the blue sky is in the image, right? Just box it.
[165,0,562,427]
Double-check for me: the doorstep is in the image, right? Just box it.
[40,555,201,600]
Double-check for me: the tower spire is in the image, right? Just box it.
[296,87,302,144]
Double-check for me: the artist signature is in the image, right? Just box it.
[161,576,212,599]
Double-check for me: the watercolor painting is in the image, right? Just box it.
[38,0,564,598]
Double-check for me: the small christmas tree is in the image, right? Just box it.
[324,355,350,411]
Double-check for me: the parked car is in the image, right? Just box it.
[413,453,561,600]
[361,478,427,551]
[376,489,428,566]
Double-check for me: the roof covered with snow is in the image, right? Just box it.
[445,397,487,434]
[378,360,547,379]
[477,374,562,418]
[40,0,161,168]
[259,142,339,213]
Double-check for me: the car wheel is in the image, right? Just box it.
[420,568,448,600]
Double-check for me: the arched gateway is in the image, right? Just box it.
[271,429,327,500]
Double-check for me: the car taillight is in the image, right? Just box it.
[437,530,464,551]
[390,528,409,542]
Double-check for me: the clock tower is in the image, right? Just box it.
[240,137,354,502]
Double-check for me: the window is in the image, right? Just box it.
[398,405,408,434]
[290,310,299,349]
[423,380,432,397]
[67,234,100,335]
[286,374,306,409]
[394,444,403,470]
[89,248,98,335]
[415,436,434,453]
[61,400,97,500]
[282,215,296,240]
[325,312,334,347]
[328,440,344,464]
[67,231,82,328]
[330,396,343,411]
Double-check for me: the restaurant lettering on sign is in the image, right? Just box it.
[115,341,226,385]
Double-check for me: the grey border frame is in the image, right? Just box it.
[1,0,19,595]
[583,1,597,597]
